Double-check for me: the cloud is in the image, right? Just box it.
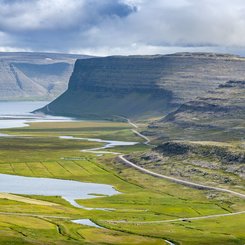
[0,0,136,31]
[0,0,245,55]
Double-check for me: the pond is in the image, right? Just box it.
[0,173,119,208]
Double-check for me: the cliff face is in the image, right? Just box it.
[39,53,245,119]
[0,52,90,100]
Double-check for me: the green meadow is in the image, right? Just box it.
[0,121,244,244]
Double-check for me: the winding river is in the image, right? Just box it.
[0,101,176,244]
[0,134,138,209]
[0,133,139,212]
[0,101,138,209]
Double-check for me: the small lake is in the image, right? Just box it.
[72,219,102,228]
[0,173,119,208]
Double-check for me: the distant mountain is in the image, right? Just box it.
[0,52,91,101]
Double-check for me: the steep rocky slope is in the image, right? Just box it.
[0,52,90,100]
[148,80,245,142]
[128,140,245,189]
[163,80,245,125]
[38,52,245,119]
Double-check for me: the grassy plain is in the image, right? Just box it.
[0,121,244,244]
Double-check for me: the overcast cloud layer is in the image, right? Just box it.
[0,0,245,56]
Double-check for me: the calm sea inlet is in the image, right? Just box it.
[0,101,73,129]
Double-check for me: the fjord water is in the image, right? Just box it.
[0,101,49,115]
[0,101,46,128]
[0,101,73,129]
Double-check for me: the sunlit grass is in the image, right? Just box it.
[0,120,244,244]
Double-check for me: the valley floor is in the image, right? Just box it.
[0,120,244,245]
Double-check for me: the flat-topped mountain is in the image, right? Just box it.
[37,52,245,119]
[0,52,91,100]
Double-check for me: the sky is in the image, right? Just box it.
[0,0,245,56]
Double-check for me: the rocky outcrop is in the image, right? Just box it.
[37,52,245,119]
[163,80,245,123]
[155,142,191,155]
[155,141,245,164]
[146,80,245,141]
[0,52,90,100]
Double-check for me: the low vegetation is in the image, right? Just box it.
[0,121,244,244]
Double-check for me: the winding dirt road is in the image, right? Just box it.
[119,155,245,199]
[59,118,245,225]
[105,210,245,224]
[122,119,245,199]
